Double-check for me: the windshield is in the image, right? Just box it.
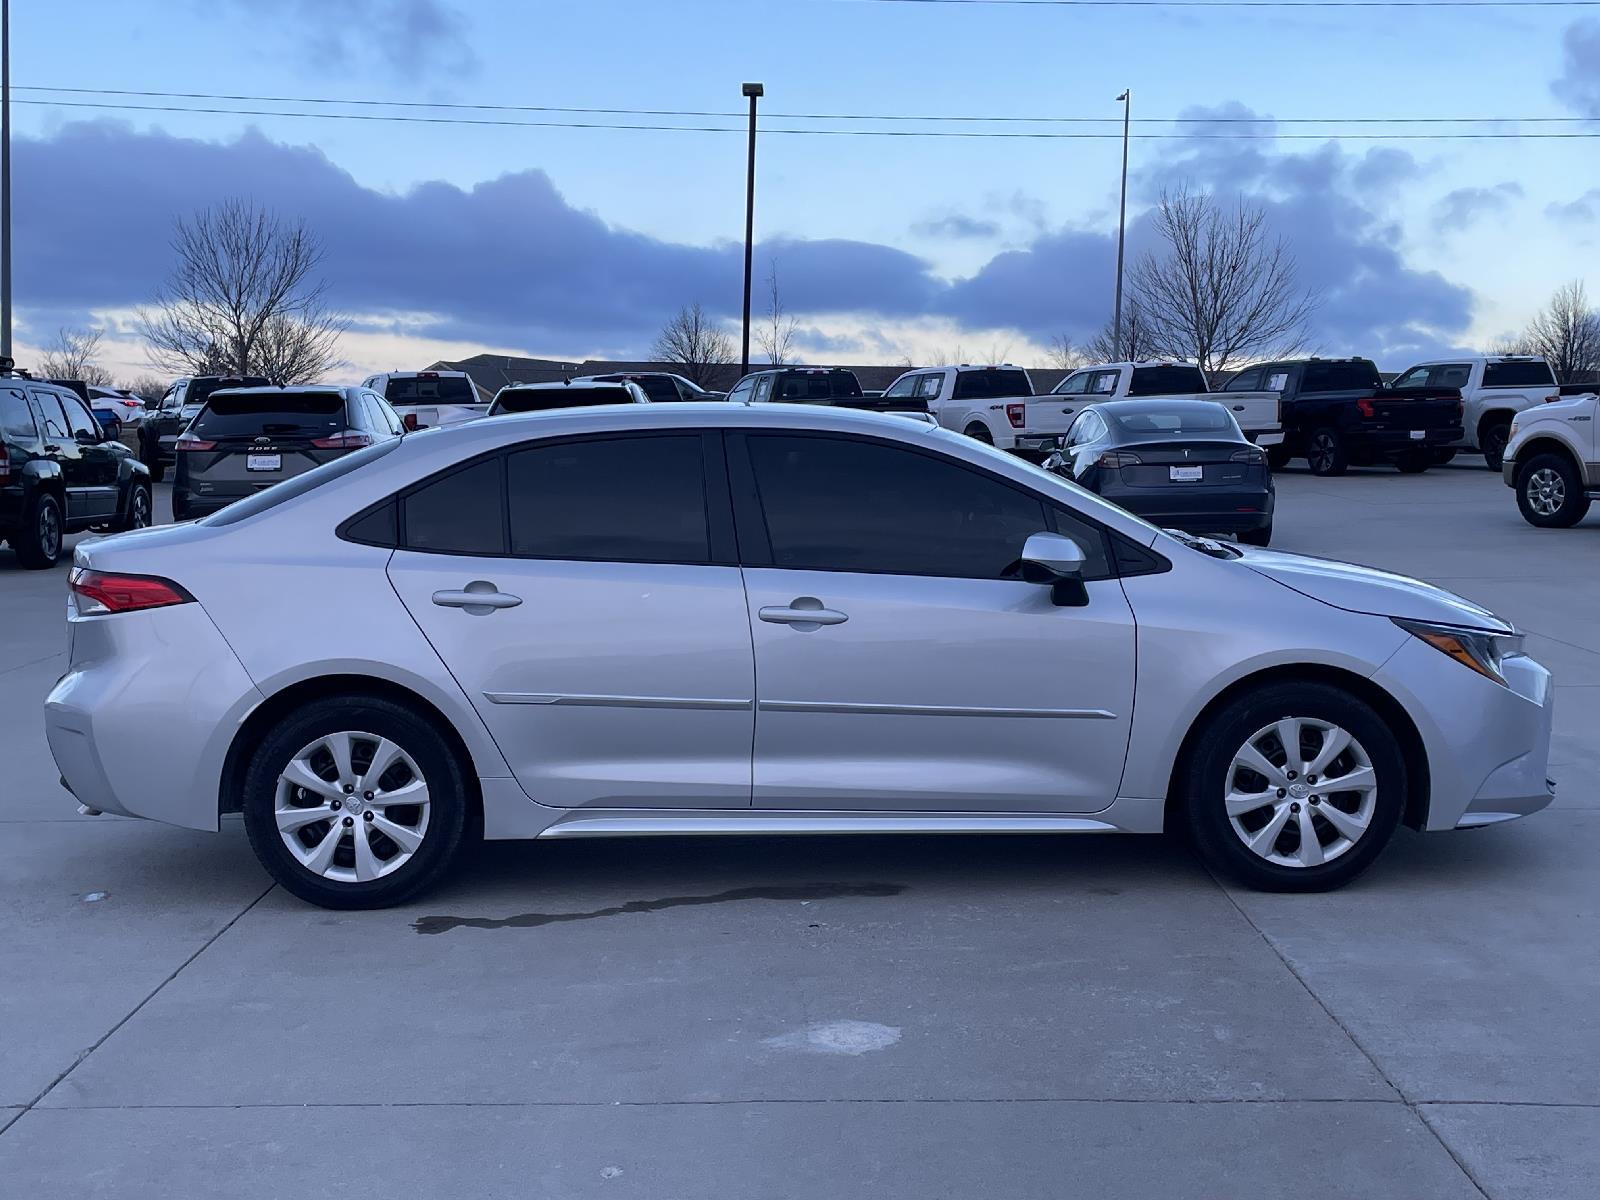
[951,369,1032,400]
[192,392,345,438]
[385,375,477,404]
[1109,404,1237,437]
[200,438,402,527]
[491,386,635,413]
[1128,365,1207,396]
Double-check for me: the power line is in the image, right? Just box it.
[852,0,1599,7]
[13,85,1597,126]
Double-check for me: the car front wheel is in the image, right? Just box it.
[241,696,473,909]
[1182,682,1405,892]
[1515,453,1591,528]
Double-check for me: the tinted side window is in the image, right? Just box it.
[1224,369,1262,392]
[1,388,37,440]
[1483,361,1556,388]
[32,392,71,440]
[61,394,100,439]
[507,435,709,563]
[402,458,506,555]
[747,434,1051,580]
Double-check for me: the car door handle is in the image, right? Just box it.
[760,599,848,627]
[432,582,523,611]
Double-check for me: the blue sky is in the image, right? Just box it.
[10,0,1600,379]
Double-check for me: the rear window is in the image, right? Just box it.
[201,438,402,528]
[951,369,1032,401]
[1483,360,1556,388]
[1109,404,1237,436]
[596,375,678,402]
[384,375,477,404]
[491,386,635,413]
[189,377,270,407]
[1128,365,1207,396]
[192,392,346,438]
[1302,362,1381,392]
[773,372,863,401]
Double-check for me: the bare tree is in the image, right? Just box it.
[1044,334,1086,372]
[756,262,798,366]
[1128,187,1317,374]
[651,303,735,387]
[1521,280,1600,383]
[1083,306,1156,363]
[119,374,168,402]
[39,327,115,386]
[136,200,345,384]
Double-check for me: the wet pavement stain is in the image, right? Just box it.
[412,881,906,935]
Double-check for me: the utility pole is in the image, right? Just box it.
[2,0,12,363]
[1112,89,1130,362]
[740,82,763,377]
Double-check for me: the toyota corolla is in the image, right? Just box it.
[45,403,1553,909]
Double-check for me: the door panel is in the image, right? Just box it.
[389,554,755,808]
[745,569,1135,811]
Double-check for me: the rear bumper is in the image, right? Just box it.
[1099,484,1273,533]
[1015,435,1062,453]
[1349,426,1463,459]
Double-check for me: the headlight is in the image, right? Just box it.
[1392,618,1524,687]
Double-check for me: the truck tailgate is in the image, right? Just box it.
[1366,389,1462,430]
[1025,395,1084,437]
[1214,390,1281,437]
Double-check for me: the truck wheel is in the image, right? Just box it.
[140,434,166,483]
[1265,444,1292,471]
[1516,453,1591,528]
[1479,419,1511,472]
[1238,522,1272,547]
[1306,428,1348,476]
[963,423,994,445]
[1429,449,1457,466]
[14,492,65,569]
[1395,452,1431,474]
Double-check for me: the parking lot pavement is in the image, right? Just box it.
[1,464,1596,1199]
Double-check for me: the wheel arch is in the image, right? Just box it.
[219,674,484,828]
[1162,663,1431,834]
[1477,408,1514,443]
[1513,436,1582,479]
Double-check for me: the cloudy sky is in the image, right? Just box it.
[10,0,1600,380]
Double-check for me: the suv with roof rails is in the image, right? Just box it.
[577,372,725,402]
[1,362,152,568]
[139,375,271,482]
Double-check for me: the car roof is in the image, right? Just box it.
[205,385,350,398]
[374,370,472,379]
[498,380,636,392]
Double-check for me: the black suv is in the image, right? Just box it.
[138,375,270,482]
[1,369,153,568]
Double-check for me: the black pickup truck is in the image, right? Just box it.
[1236,358,1463,476]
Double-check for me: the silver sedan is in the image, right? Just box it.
[46,403,1553,908]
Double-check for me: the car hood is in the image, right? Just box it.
[1240,548,1511,631]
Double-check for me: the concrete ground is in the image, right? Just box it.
[1,464,1595,1199]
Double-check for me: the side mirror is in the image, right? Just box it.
[402,413,420,432]
[1019,531,1089,607]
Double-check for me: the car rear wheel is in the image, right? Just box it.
[242,696,473,909]
[1395,452,1431,474]
[1480,419,1511,472]
[14,492,64,569]
[1515,453,1591,528]
[1305,428,1348,476]
[1265,443,1292,471]
[1182,682,1404,892]
[1237,523,1272,547]
[964,423,994,445]
[108,481,152,533]
[1429,449,1457,466]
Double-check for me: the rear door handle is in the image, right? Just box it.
[432,581,523,612]
[759,597,848,628]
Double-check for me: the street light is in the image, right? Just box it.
[1112,89,1130,362]
[2,0,12,363]
[740,81,763,376]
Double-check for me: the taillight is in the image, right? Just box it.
[311,432,374,449]
[69,568,194,616]
[1356,399,1375,419]
[1097,450,1142,468]
[1230,447,1266,463]
[1004,403,1027,429]
[174,433,216,451]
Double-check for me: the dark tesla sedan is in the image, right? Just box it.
[1049,399,1275,545]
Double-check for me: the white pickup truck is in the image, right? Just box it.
[1049,361,1284,447]
[361,369,489,431]
[1389,356,1560,471]
[1501,386,1600,527]
[877,365,1072,458]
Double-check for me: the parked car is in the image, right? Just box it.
[1050,361,1284,452]
[875,364,1067,458]
[88,385,147,431]
[1,373,152,568]
[361,370,487,431]
[1046,399,1274,545]
[139,375,271,482]
[47,403,1551,908]
[1501,387,1600,527]
[1390,356,1560,471]
[487,380,649,415]
[577,372,725,402]
[1237,358,1463,476]
[171,385,405,521]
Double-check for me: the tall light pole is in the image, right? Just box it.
[1112,89,1130,362]
[2,0,12,363]
[739,82,763,377]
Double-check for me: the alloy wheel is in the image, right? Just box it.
[274,731,432,883]
[1225,717,1377,869]
[1526,468,1565,517]
[1309,434,1334,473]
[39,503,61,560]
[131,487,151,528]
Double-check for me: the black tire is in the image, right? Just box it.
[1479,419,1511,472]
[1265,443,1292,471]
[241,696,474,909]
[13,492,64,569]
[108,481,152,533]
[1514,452,1591,529]
[964,423,994,445]
[1183,681,1405,892]
[1395,452,1431,475]
[1429,449,1457,466]
[1237,522,1272,547]
[140,434,166,483]
[1305,428,1348,476]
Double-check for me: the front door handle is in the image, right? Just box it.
[432,581,523,613]
[759,597,848,629]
